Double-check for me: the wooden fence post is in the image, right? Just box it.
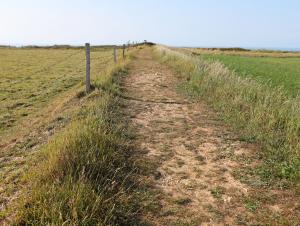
[123,44,125,59]
[113,47,117,63]
[85,43,90,93]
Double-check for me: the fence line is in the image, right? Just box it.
[85,42,148,93]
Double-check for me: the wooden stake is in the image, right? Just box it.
[113,47,117,63]
[85,43,90,93]
[123,44,125,59]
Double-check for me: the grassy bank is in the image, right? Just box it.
[154,46,300,183]
[12,53,144,225]
[0,47,131,221]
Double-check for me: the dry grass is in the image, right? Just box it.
[0,46,143,224]
[154,45,300,183]
[9,50,148,225]
[0,47,117,139]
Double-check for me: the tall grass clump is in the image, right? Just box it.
[14,57,144,225]
[154,46,300,183]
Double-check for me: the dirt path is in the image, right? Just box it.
[122,48,299,225]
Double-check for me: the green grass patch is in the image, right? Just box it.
[210,186,226,199]
[200,54,300,97]
[244,199,260,212]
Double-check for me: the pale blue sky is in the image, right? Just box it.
[1,0,300,48]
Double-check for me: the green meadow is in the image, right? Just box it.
[199,53,300,97]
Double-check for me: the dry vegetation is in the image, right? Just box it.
[154,45,300,183]
[0,47,115,138]
[0,46,144,224]
[1,44,299,225]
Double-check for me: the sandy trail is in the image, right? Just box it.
[122,48,299,225]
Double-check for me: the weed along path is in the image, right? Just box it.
[122,48,300,225]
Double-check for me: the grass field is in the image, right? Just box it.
[189,49,300,97]
[188,48,300,58]
[0,47,115,137]
[0,46,133,223]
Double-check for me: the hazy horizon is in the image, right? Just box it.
[2,44,300,52]
[1,0,300,49]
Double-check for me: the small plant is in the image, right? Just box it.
[195,155,206,164]
[175,197,192,205]
[210,186,226,199]
[244,199,260,212]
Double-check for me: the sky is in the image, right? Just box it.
[1,0,300,48]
